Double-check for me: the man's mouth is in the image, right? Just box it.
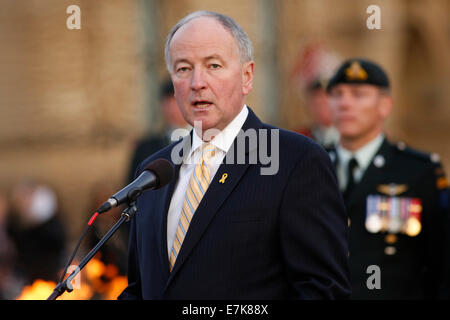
[339,115,356,122]
[192,100,213,109]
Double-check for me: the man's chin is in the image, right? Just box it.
[191,120,222,139]
[337,126,361,137]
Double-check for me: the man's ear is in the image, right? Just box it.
[242,61,255,95]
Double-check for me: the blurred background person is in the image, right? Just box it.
[0,190,21,299]
[8,180,67,285]
[127,79,188,183]
[327,58,450,299]
[291,43,341,148]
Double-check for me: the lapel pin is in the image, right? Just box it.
[373,155,385,168]
[219,173,228,184]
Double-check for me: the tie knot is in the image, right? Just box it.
[201,143,217,161]
[348,157,358,171]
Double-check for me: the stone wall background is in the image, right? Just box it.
[1,0,449,243]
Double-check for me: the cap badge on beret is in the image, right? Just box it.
[345,61,368,81]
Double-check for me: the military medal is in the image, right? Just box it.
[387,197,402,233]
[366,193,423,237]
[405,198,422,237]
[379,196,389,232]
[366,195,382,233]
[405,217,421,237]
[365,214,382,233]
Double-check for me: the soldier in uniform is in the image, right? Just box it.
[326,58,450,299]
[291,43,341,148]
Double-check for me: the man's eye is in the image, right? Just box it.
[209,64,221,69]
[354,90,366,97]
[330,90,341,98]
[177,67,189,73]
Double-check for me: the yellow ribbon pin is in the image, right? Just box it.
[219,173,228,184]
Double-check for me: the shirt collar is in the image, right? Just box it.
[337,133,384,171]
[188,105,249,160]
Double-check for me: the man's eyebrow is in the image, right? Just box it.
[173,55,225,67]
[173,58,191,66]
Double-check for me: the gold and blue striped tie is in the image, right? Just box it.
[169,143,217,271]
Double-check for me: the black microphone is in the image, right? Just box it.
[96,158,175,214]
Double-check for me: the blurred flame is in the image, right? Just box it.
[16,280,57,300]
[59,282,94,300]
[15,257,127,300]
[103,276,128,300]
[86,258,106,280]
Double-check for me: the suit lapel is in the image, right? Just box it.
[165,108,262,287]
[156,134,193,279]
[156,173,177,279]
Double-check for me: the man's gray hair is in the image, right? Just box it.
[164,11,254,73]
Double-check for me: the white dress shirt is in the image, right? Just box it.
[166,105,249,257]
[336,134,384,191]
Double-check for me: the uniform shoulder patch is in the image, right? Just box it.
[394,141,435,163]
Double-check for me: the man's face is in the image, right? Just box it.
[328,84,391,141]
[168,17,254,137]
[306,88,332,127]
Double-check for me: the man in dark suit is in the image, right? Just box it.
[118,10,351,300]
[326,58,450,299]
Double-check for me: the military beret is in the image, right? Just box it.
[326,58,390,92]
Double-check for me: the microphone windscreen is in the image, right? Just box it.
[144,158,175,189]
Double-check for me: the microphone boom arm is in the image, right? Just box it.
[47,203,138,300]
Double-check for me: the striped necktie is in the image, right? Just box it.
[169,143,217,271]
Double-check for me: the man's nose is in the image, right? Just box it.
[336,93,352,111]
[190,68,207,91]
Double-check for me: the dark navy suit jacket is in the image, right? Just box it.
[118,108,351,299]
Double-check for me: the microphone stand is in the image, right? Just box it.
[47,202,137,300]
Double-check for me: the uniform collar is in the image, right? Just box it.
[337,133,384,172]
